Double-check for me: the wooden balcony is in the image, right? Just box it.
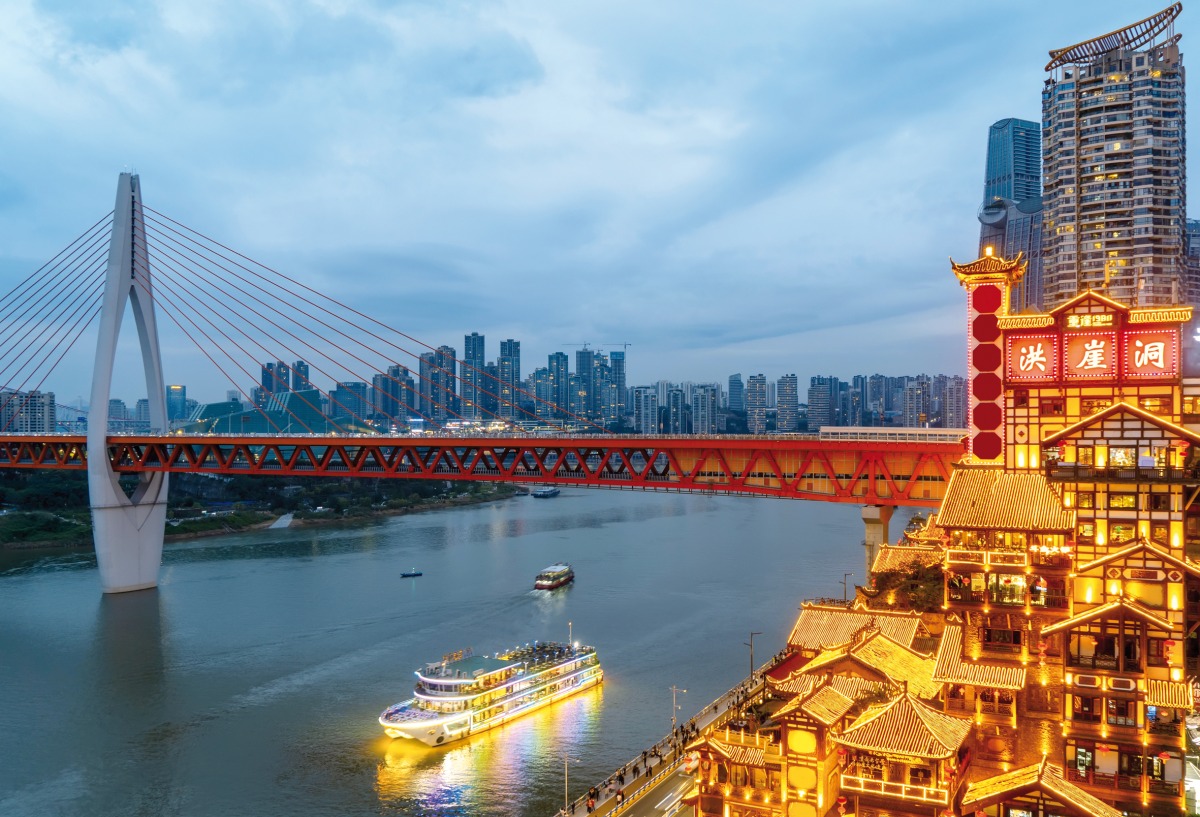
[839,774,949,806]
[1045,462,1199,484]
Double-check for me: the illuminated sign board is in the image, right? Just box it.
[1005,334,1058,382]
[1124,329,1179,378]
[1063,331,1118,380]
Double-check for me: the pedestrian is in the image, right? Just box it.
[616,789,624,806]
[586,797,594,814]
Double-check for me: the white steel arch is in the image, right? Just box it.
[87,173,170,593]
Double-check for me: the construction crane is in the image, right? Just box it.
[561,343,592,351]
[603,342,632,352]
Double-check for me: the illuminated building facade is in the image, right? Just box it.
[1041,5,1186,309]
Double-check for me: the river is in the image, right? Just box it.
[0,489,910,817]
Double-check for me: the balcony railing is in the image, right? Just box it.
[1045,462,1198,483]
[1067,653,1121,671]
[840,774,949,805]
[1148,720,1183,736]
[1066,768,1182,797]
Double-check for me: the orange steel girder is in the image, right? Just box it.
[0,435,962,507]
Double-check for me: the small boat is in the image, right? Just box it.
[401,570,423,578]
[534,563,574,590]
[530,487,560,498]
[379,641,603,745]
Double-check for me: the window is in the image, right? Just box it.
[1077,492,1095,509]
[1141,397,1169,415]
[1109,493,1137,509]
[1107,698,1136,726]
[1043,398,1065,416]
[1149,495,1170,512]
[1082,398,1110,415]
[1014,390,1030,408]
[984,628,1023,652]
[1110,447,1137,467]
[1111,523,1135,543]
[1073,695,1102,722]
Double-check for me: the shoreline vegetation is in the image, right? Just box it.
[0,473,522,551]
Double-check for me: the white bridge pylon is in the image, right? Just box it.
[87,173,170,593]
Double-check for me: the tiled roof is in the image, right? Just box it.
[1040,596,1175,636]
[1075,537,1200,578]
[836,693,971,759]
[801,629,940,700]
[707,738,765,767]
[775,675,884,719]
[902,513,946,545]
[788,603,923,651]
[800,685,856,726]
[871,543,943,574]
[936,465,1073,532]
[932,626,1027,690]
[1042,400,1200,447]
[1148,679,1193,708]
[765,651,808,683]
[962,758,1122,817]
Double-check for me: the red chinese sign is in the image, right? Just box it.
[1124,329,1179,378]
[1005,334,1058,381]
[1063,331,1118,380]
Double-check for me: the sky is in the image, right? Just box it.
[0,0,1191,406]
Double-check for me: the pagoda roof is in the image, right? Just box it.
[1148,679,1193,708]
[697,737,766,767]
[963,757,1123,817]
[788,603,924,652]
[902,513,947,545]
[932,625,1027,690]
[836,693,972,759]
[801,628,940,700]
[1042,401,1200,447]
[1040,596,1175,637]
[1075,537,1200,579]
[872,542,943,574]
[937,465,1073,532]
[1046,3,1181,71]
[949,250,1026,284]
[774,671,883,704]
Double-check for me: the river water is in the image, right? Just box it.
[0,489,907,817]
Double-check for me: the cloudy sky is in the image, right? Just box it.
[0,1,1189,405]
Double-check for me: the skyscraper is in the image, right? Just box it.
[548,352,570,419]
[576,348,595,420]
[978,118,1044,313]
[609,350,627,419]
[806,376,838,430]
[691,384,719,434]
[728,374,744,413]
[462,332,485,420]
[776,374,798,432]
[498,339,520,420]
[632,387,658,434]
[1041,6,1186,307]
[292,360,311,392]
[982,118,1041,205]
[745,374,767,434]
[165,384,187,423]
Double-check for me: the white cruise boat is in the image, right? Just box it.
[378,642,603,746]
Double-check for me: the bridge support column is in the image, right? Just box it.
[861,505,893,578]
[88,173,169,593]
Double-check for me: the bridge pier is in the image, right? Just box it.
[860,505,893,579]
[88,173,170,593]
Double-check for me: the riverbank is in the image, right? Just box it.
[0,485,521,550]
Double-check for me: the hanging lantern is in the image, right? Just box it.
[1166,640,1177,648]
[1159,751,1172,762]
[836,747,846,758]
[837,796,847,805]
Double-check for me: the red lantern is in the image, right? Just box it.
[836,747,846,758]
[1159,752,1172,762]
[1166,640,1177,648]
[837,796,847,805]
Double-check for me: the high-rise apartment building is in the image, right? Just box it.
[691,384,719,434]
[1041,6,1186,307]
[609,350,627,419]
[498,339,520,420]
[806,376,837,430]
[548,352,570,419]
[0,389,56,433]
[776,374,798,432]
[746,374,768,434]
[632,387,659,434]
[462,332,485,420]
[576,348,595,421]
[665,388,685,433]
[292,360,311,392]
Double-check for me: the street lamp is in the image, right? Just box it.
[744,631,762,679]
[561,752,578,816]
[841,572,854,601]
[670,685,687,730]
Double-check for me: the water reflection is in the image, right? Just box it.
[376,685,603,815]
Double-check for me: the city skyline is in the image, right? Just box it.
[0,3,1194,403]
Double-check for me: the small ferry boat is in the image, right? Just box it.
[400,570,422,578]
[378,642,603,746]
[530,487,560,498]
[534,563,574,590]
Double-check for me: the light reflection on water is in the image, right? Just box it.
[0,490,896,817]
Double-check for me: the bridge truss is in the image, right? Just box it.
[0,434,962,507]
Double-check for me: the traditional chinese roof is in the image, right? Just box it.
[1047,289,1131,316]
[765,651,809,683]
[704,738,765,767]
[936,465,1073,532]
[801,628,941,700]
[1045,3,1181,71]
[1148,679,1193,708]
[1042,401,1200,447]
[902,513,947,545]
[1040,596,1175,636]
[1075,537,1200,578]
[801,685,857,726]
[949,250,1026,285]
[773,671,882,705]
[872,543,943,574]
[962,757,1123,817]
[788,603,925,652]
[836,693,972,759]
[932,625,1027,690]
